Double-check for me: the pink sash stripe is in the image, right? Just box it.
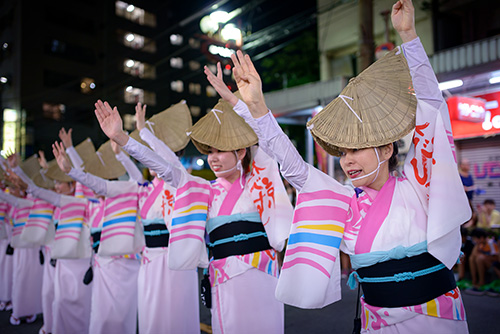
[101,224,136,235]
[177,181,211,196]
[106,192,137,201]
[174,193,210,210]
[140,180,164,218]
[294,205,349,223]
[355,177,396,254]
[55,235,79,241]
[285,246,337,262]
[100,231,135,241]
[60,210,86,219]
[170,233,205,244]
[25,223,49,231]
[105,200,138,214]
[281,258,330,278]
[296,190,351,207]
[171,225,206,233]
[218,175,245,216]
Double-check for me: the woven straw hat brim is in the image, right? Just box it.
[83,141,126,180]
[148,100,192,152]
[130,129,150,148]
[307,47,417,157]
[33,171,55,189]
[189,99,258,155]
[74,138,96,167]
[45,160,73,183]
[20,155,41,179]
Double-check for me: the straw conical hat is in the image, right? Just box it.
[20,155,55,189]
[74,138,96,167]
[20,155,41,179]
[33,171,55,189]
[146,100,192,152]
[129,129,150,149]
[188,96,258,155]
[83,140,126,180]
[307,47,417,156]
[45,160,73,182]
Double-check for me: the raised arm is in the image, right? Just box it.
[94,100,183,187]
[0,189,32,208]
[111,139,145,183]
[393,0,444,110]
[53,141,111,196]
[135,102,182,169]
[230,50,309,190]
[59,128,85,170]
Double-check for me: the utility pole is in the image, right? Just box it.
[359,0,374,72]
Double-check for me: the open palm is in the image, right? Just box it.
[94,100,127,144]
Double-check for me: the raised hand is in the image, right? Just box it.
[52,141,72,173]
[230,50,268,117]
[6,151,21,169]
[38,150,49,169]
[135,102,147,131]
[391,0,417,43]
[5,169,27,191]
[59,128,74,149]
[94,100,129,146]
[204,62,238,106]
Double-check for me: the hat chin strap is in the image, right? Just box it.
[213,151,244,188]
[350,148,387,186]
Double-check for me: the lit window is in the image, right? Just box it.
[206,86,217,97]
[124,86,156,106]
[189,83,201,95]
[170,57,183,69]
[115,1,156,27]
[121,31,156,53]
[190,106,201,117]
[124,86,144,104]
[123,59,156,79]
[189,60,200,71]
[189,38,200,49]
[170,80,184,93]
[170,34,183,45]
[42,103,65,121]
[80,77,96,94]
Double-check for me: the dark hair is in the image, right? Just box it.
[377,142,399,172]
[242,147,252,174]
[389,142,399,172]
[484,199,495,206]
[175,148,185,157]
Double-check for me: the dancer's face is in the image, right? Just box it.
[207,148,238,173]
[339,145,392,190]
[207,148,245,183]
[54,181,74,195]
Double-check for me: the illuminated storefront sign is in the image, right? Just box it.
[448,91,500,139]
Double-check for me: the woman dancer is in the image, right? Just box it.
[227,0,470,332]
[93,96,294,333]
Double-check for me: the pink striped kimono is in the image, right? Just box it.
[89,181,141,334]
[271,39,471,333]
[10,197,44,319]
[0,203,14,305]
[137,177,200,334]
[24,199,57,334]
[169,147,293,334]
[51,193,93,334]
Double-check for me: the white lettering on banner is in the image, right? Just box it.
[458,102,485,120]
[482,111,500,131]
